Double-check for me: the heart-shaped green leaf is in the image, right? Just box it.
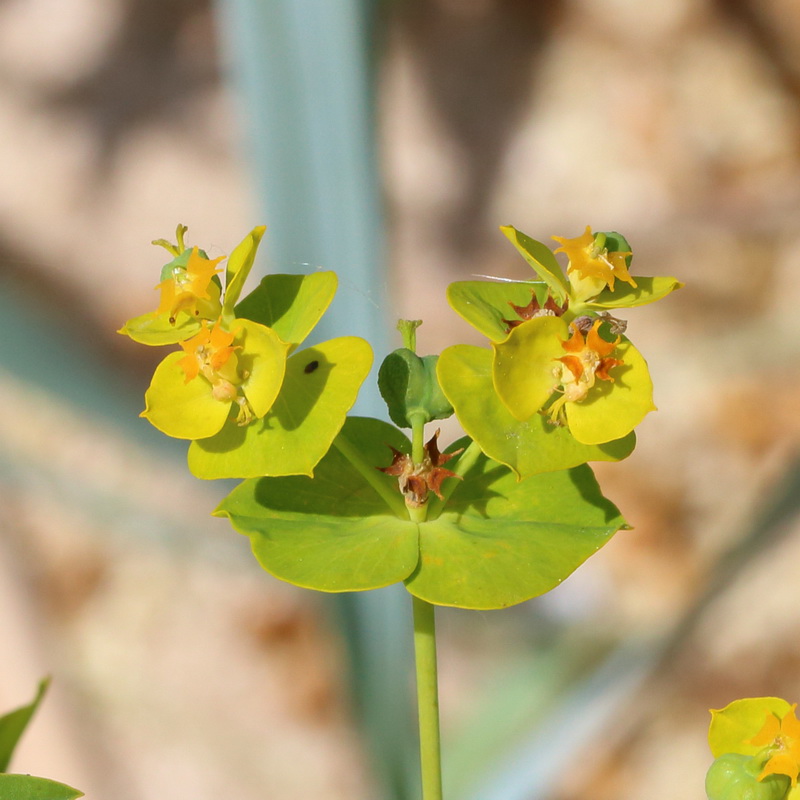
[492,316,567,421]
[709,698,792,759]
[585,276,684,310]
[437,344,635,477]
[500,225,569,303]
[188,336,372,478]
[563,337,655,444]
[406,459,626,608]
[215,417,419,591]
[446,280,549,342]
[222,226,266,319]
[0,774,83,799]
[235,272,338,349]
[0,679,48,772]
[216,417,626,609]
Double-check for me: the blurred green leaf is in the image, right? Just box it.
[0,774,83,799]
[0,679,49,773]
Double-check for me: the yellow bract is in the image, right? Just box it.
[156,246,224,323]
[553,226,636,300]
[750,705,800,786]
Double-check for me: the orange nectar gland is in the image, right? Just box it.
[156,247,224,324]
[177,321,251,414]
[553,227,636,294]
[548,320,623,422]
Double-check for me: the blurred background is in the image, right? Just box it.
[1,0,799,798]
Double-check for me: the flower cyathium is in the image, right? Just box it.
[142,317,289,440]
[553,226,635,303]
[749,705,800,787]
[492,315,655,445]
[378,429,463,508]
[547,319,624,424]
[156,246,224,325]
[119,224,232,346]
[707,698,800,800]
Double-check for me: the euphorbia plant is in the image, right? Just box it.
[120,223,681,799]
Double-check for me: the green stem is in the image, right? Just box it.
[332,434,408,519]
[397,319,423,352]
[409,412,427,465]
[412,595,443,800]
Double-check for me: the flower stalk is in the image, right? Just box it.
[413,595,443,800]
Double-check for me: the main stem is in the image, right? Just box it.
[404,369,443,800]
[412,595,443,800]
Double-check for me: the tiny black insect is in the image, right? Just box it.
[304,360,319,374]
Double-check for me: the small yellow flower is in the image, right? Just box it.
[547,320,623,422]
[156,246,224,324]
[553,226,636,301]
[749,704,800,786]
[177,319,241,403]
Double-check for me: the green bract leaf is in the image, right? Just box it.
[214,417,419,591]
[222,226,266,319]
[117,273,222,346]
[0,774,83,799]
[408,459,625,608]
[492,316,566,421]
[0,679,48,772]
[142,319,288,440]
[437,344,635,478]
[563,337,655,445]
[500,225,569,303]
[446,280,549,342]
[586,276,684,310]
[116,310,202,346]
[709,698,792,759]
[188,336,372,478]
[215,417,626,609]
[235,272,338,349]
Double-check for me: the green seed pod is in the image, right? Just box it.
[378,349,454,428]
[705,754,790,800]
[159,247,211,281]
[597,230,632,267]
